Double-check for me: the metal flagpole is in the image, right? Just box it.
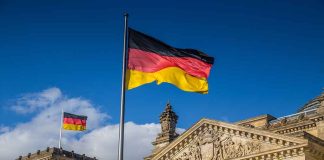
[59,106,63,149]
[118,13,129,160]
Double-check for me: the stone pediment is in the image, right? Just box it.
[149,118,308,160]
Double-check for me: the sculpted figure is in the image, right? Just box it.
[225,139,236,159]
[280,118,288,125]
[161,121,169,132]
[212,137,223,160]
[244,141,261,155]
[189,142,201,160]
[235,143,244,157]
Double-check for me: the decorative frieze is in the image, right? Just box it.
[173,129,261,160]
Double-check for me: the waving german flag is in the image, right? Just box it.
[62,112,87,131]
[126,28,214,94]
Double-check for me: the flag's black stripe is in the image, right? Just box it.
[128,28,214,64]
[63,112,87,120]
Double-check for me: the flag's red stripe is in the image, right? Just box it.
[128,48,212,78]
[63,117,86,126]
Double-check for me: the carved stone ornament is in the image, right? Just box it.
[280,117,287,125]
[174,130,261,160]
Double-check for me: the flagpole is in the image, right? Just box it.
[59,106,63,149]
[118,13,128,160]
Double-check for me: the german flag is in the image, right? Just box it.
[62,112,87,131]
[126,28,214,94]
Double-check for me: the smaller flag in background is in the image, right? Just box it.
[62,112,87,131]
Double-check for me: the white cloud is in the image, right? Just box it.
[0,125,10,133]
[0,88,183,160]
[10,87,62,114]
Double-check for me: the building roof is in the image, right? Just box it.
[297,91,324,113]
[16,147,97,160]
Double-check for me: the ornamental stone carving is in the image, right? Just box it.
[174,129,261,160]
[152,102,179,153]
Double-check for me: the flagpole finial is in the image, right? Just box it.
[124,13,129,17]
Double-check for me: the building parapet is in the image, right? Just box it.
[16,147,97,160]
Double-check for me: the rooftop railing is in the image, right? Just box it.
[269,103,320,124]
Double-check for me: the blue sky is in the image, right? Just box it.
[1,0,324,130]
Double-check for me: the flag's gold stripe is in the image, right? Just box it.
[63,124,86,131]
[126,67,209,94]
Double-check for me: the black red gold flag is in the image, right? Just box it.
[62,112,87,131]
[126,28,214,94]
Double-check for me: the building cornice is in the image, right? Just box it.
[150,118,308,160]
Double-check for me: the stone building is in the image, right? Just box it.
[16,147,97,160]
[145,91,324,160]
